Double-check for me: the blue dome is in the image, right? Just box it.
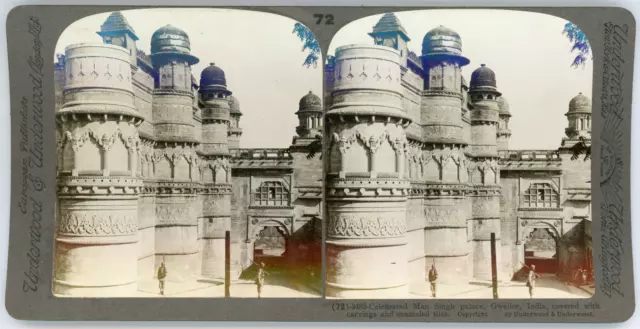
[199,63,227,92]
[469,64,499,93]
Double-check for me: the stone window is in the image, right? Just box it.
[253,181,289,206]
[522,183,559,208]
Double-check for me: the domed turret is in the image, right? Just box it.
[564,92,592,142]
[296,91,323,138]
[421,25,469,66]
[469,64,501,95]
[150,24,199,66]
[199,63,228,92]
[568,92,591,113]
[229,95,241,115]
[298,90,322,113]
[497,96,510,116]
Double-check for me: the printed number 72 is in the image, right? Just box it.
[314,14,334,25]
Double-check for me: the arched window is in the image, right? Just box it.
[522,183,559,208]
[253,181,289,206]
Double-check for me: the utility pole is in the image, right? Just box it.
[491,232,498,299]
[225,230,230,297]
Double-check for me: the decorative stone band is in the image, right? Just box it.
[155,203,198,227]
[421,90,463,99]
[146,179,200,189]
[467,185,501,195]
[56,102,144,123]
[327,214,406,239]
[152,88,195,97]
[326,177,410,199]
[200,183,233,194]
[58,212,137,236]
[57,176,142,195]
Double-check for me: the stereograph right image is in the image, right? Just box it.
[323,10,594,299]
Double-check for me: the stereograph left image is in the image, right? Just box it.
[53,8,323,298]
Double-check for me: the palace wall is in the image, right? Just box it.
[54,28,323,296]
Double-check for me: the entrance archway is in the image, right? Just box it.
[246,217,293,274]
[515,218,562,280]
[254,226,287,258]
[524,228,559,274]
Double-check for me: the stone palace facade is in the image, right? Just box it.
[53,12,322,297]
[323,13,592,298]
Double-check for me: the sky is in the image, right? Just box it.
[329,9,593,150]
[56,8,322,148]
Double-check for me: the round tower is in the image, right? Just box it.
[325,44,411,298]
[467,64,502,281]
[149,24,201,283]
[228,95,243,149]
[496,96,512,152]
[296,91,323,139]
[55,43,143,296]
[198,62,233,279]
[418,26,471,283]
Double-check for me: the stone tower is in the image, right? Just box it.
[496,96,511,152]
[149,25,201,282]
[55,43,143,296]
[467,64,502,281]
[368,13,410,68]
[198,63,233,279]
[325,44,410,298]
[228,95,242,149]
[419,26,471,283]
[97,11,139,66]
[295,91,323,139]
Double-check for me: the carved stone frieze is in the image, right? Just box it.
[327,214,406,238]
[57,176,142,195]
[58,212,137,235]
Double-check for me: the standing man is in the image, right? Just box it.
[256,262,266,298]
[157,261,168,296]
[428,264,438,298]
[526,264,539,298]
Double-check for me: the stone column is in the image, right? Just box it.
[325,45,411,298]
[54,43,143,297]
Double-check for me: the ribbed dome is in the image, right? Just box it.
[469,64,499,93]
[298,91,322,112]
[229,95,241,115]
[150,24,199,65]
[422,25,463,56]
[568,92,591,113]
[497,96,510,115]
[199,63,227,91]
